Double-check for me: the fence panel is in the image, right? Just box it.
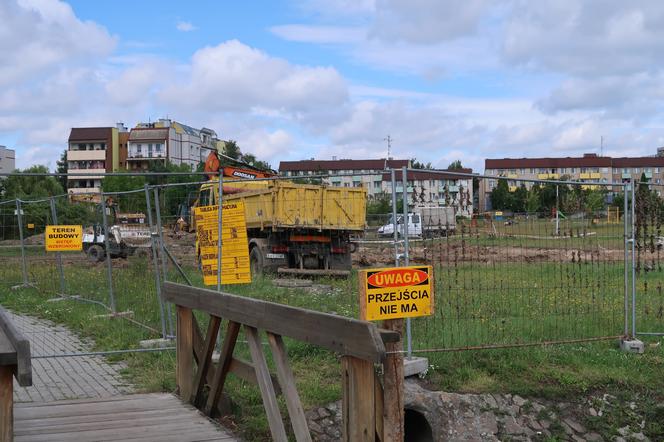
[634,181,664,337]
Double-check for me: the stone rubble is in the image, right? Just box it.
[305,379,657,441]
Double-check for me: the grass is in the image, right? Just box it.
[1,250,664,440]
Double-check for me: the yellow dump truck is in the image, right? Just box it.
[195,178,367,276]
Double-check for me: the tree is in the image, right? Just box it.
[222,140,241,160]
[56,150,68,189]
[411,158,432,169]
[489,178,512,211]
[447,160,463,170]
[511,184,529,213]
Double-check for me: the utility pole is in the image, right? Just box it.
[384,135,392,169]
[600,136,604,156]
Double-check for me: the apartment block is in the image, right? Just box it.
[480,151,664,211]
[0,145,16,174]
[127,119,217,170]
[67,126,124,194]
[278,158,410,199]
[382,169,474,217]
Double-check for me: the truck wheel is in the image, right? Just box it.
[250,247,264,277]
[86,244,105,263]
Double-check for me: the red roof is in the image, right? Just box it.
[612,157,664,167]
[382,169,473,181]
[68,127,112,142]
[486,156,612,169]
[279,158,409,172]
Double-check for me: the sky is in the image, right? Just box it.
[2,0,664,173]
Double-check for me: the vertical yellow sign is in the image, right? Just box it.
[194,202,251,285]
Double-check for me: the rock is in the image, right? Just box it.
[589,407,598,416]
[631,432,647,441]
[618,426,630,437]
[585,433,602,441]
[512,395,527,407]
[564,418,586,434]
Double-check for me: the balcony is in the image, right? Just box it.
[507,173,518,179]
[537,173,559,180]
[581,184,599,190]
[622,173,632,179]
[127,152,166,160]
[67,150,106,161]
[66,168,105,180]
[590,172,601,179]
[508,185,517,192]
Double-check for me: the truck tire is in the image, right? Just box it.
[86,244,105,263]
[250,247,264,277]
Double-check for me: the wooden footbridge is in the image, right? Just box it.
[2,283,405,441]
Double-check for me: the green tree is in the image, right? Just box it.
[411,158,432,169]
[489,179,512,211]
[447,160,463,170]
[56,150,68,189]
[511,184,529,212]
[222,140,241,160]
[525,187,540,213]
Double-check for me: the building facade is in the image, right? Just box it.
[278,158,474,215]
[127,119,218,170]
[381,169,474,217]
[0,145,16,174]
[278,158,411,199]
[67,126,123,194]
[480,152,664,211]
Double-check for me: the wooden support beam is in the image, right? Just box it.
[176,306,193,402]
[204,321,240,417]
[163,282,386,363]
[381,319,404,441]
[0,365,13,442]
[192,315,221,407]
[245,326,288,442]
[228,357,281,395]
[267,332,311,442]
[374,372,384,442]
[341,356,375,442]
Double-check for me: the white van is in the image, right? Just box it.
[377,207,456,238]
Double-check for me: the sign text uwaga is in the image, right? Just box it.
[359,266,434,321]
[45,225,83,252]
[194,202,251,285]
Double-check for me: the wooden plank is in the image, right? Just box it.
[267,332,311,442]
[0,306,31,386]
[0,332,17,365]
[374,372,384,441]
[245,326,288,442]
[192,315,221,407]
[228,357,281,395]
[14,393,177,409]
[204,321,240,416]
[163,282,386,363]
[341,356,375,442]
[14,397,184,420]
[176,306,194,402]
[1,365,13,442]
[381,319,404,441]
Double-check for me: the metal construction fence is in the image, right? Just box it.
[0,169,661,358]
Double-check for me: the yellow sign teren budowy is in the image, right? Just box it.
[194,201,251,285]
[359,265,434,321]
[45,225,83,252]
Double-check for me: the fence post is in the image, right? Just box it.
[401,166,412,359]
[216,173,223,291]
[623,183,629,337]
[15,199,29,287]
[49,197,66,296]
[391,169,400,265]
[153,186,174,337]
[99,191,117,313]
[145,184,168,340]
[631,179,637,338]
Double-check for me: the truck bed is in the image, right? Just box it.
[223,181,367,231]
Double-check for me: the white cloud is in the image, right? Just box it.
[270,24,365,44]
[159,40,348,114]
[176,21,196,32]
[0,0,115,86]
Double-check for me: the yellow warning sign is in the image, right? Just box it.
[194,202,251,285]
[45,225,83,252]
[359,266,434,321]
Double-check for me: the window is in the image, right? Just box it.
[570,168,576,173]
[623,168,629,173]
[634,168,640,173]
[656,168,660,173]
[136,144,142,153]
[373,181,381,189]
[602,168,609,173]
[199,189,212,206]
[411,214,420,224]
[155,143,162,152]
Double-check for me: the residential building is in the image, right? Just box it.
[67,126,122,194]
[278,158,410,199]
[480,151,664,211]
[0,145,16,174]
[381,169,474,217]
[127,119,218,170]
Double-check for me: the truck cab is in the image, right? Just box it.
[377,213,422,237]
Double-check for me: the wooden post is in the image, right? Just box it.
[0,365,13,442]
[176,305,193,402]
[341,356,375,442]
[382,319,404,441]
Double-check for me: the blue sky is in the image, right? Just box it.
[2,0,664,172]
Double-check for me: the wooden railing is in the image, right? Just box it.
[0,306,32,442]
[162,282,402,441]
